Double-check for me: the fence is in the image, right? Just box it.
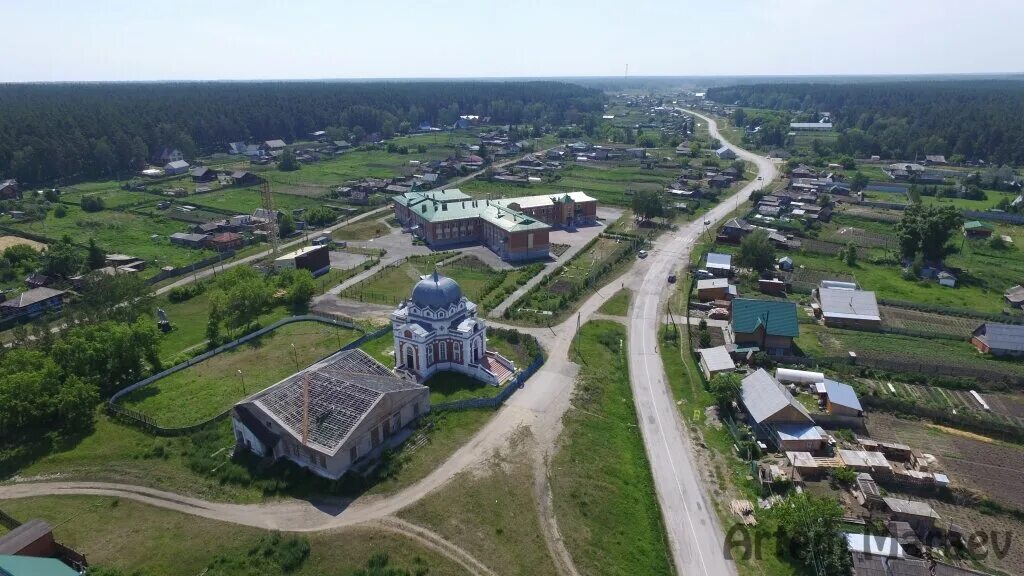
[964,209,1024,225]
[433,353,546,412]
[145,249,239,285]
[107,315,387,436]
[879,298,1024,323]
[774,353,1021,385]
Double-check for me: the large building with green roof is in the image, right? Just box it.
[392,189,598,261]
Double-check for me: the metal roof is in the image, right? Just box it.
[0,287,64,309]
[731,299,799,338]
[698,346,734,373]
[0,555,79,576]
[818,287,880,322]
[774,423,822,442]
[973,322,1024,352]
[479,204,548,232]
[706,252,732,269]
[0,519,52,555]
[845,533,905,558]
[696,278,730,290]
[248,349,425,455]
[740,369,812,425]
[824,379,862,411]
[883,497,940,519]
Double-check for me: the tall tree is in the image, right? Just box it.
[737,229,776,272]
[86,238,106,270]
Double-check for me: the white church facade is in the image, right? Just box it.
[391,271,515,384]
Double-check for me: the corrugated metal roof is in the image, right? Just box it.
[973,323,1024,352]
[883,497,940,519]
[731,299,799,337]
[740,369,812,425]
[0,287,64,309]
[774,423,822,441]
[818,287,880,321]
[698,346,734,372]
[845,533,905,558]
[0,555,78,576]
[824,379,862,411]
[697,278,730,290]
[706,252,732,269]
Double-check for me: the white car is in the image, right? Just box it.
[637,250,648,259]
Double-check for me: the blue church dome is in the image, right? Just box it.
[411,270,462,308]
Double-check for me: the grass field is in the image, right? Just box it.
[342,253,500,306]
[400,430,560,576]
[122,321,361,427]
[550,320,673,576]
[185,185,330,214]
[7,204,213,270]
[0,496,468,576]
[598,288,632,316]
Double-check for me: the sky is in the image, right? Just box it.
[1,0,1022,82]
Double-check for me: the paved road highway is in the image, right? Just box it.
[625,110,777,576]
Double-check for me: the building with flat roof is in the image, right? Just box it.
[705,252,732,277]
[393,189,598,261]
[232,348,429,480]
[273,244,331,277]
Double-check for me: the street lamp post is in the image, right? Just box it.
[291,343,298,371]
[237,369,246,395]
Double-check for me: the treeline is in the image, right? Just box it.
[0,81,604,184]
[708,81,1024,163]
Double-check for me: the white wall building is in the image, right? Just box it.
[391,271,515,385]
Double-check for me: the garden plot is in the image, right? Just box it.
[867,413,1024,511]
[824,225,895,249]
[879,306,979,337]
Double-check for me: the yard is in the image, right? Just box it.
[6,203,214,271]
[550,320,673,576]
[121,320,361,427]
[0,496,468,576]
[332,217,393,241]
[597,288,632,316]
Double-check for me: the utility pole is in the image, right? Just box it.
[237,369,246,395]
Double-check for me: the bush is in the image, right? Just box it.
[168,282,206,303]
[81,195,105,212]
[54,204,67,218]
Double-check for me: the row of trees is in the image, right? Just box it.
[204,266,316,348]
[0,81,604,184]
[710,81,1024,163]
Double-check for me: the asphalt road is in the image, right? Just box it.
[625,110,777,576]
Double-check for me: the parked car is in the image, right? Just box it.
[638,250,648,259]
[668,274,677,283]
[694,269,713,279]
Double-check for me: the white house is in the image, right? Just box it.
[391,272,515,385]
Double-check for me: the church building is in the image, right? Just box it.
[391,271,515,384]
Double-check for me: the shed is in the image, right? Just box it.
[773,423,825,452]
[963,220,994,238]
[937,271,957,288]
[844,532,905,558]
[823,379,863,416]
[163,160,190,175]
[1004,284,1024,308]
[971,322,1024,357]
[696,278,731,301]
[883,497,940,534]
[816,286,881,329]
[0,519,57,557]
[698,346,735,379]
[705,252,732,277]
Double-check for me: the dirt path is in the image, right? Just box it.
[533,452,582,576]
[372,516,498,576]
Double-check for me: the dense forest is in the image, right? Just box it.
[0,81,604,184]
[708,81,1024,163]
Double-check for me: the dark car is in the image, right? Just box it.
[668,274,677,283]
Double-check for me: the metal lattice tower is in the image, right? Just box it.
[260,179,279,256]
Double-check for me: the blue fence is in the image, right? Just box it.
[433,353,546,412]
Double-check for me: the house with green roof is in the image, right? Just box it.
[963,220,994,239]
[731,298,799,355]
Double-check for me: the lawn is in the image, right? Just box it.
[7,204,212,270]
[598,288,632,316]
[550,320,673,576]
[332,217,393,241]
[0,496,469,576]
[342,253,500,306]
[121,320,361,427]
[423,371,503,404]
[185,185,328,214]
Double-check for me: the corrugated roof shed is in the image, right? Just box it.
[740,369,812,425]
[972,323,1024,352]
[706,252,732,270]
[845,532,905,558]
[824,379,863,412]
[818,287,881,322]
[774,423,822,442]
[732,299,799,337]
[698,346,735,373]
[0,287,64,310]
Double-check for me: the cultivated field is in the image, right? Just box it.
[0,235,45,251]
[867,413,1024,512]
[879,305,980,337]
[121,320,360,427]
